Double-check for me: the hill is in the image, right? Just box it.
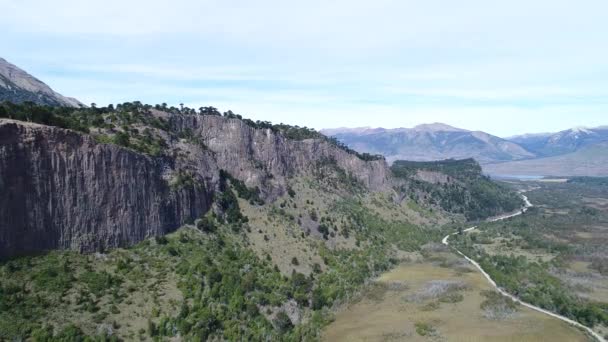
[0,57,83,107]
[391,159,523,220]
[321,124,535,164]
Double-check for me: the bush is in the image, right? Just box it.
[480,291,519,320]
[287,187,296,198]
[414,322,436,336]
[196,217,217,233]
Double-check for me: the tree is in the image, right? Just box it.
[274,311,293,333]
[311,288,326,309]
[113,131,130,147]
[147,319,157,336]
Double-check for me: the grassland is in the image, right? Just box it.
[323,248,589,341]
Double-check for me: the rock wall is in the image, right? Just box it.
[0,120,212,258]
[171,115,391,194]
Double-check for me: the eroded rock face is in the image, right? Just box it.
[0,120,213,258]
[171,115,391,194]
[415,170,450,185]
[0,116,391,258]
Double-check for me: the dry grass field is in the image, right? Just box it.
[323,251,591,341]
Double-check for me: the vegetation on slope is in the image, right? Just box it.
[0,167,441,341]
[392,159,523,221]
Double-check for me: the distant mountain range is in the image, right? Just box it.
[508,126,608,157]
[322,124,608,177]
[483,141,608,177]
[0,57,83,107]
[321,123,535,164]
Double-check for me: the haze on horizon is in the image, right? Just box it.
[1,0,607,137]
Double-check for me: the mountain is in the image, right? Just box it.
[321,123,535,164]
[483,141,608,177]
[0,57,83,107]
[0,100,524,340]
[508,126,608,157]
[0,104,522,259]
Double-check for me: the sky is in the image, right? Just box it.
[1,0,607,137]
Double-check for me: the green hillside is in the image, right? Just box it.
[392,159,523,221]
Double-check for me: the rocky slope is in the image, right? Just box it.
[321,123,535,164]
[0,57,83,107]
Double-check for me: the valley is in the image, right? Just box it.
[0,97,605,341]
[483,143,608,177]
[1,2,607,340]
[449,178,608,341]
[324,188,605,342]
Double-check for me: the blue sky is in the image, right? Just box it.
[1,0,607,137]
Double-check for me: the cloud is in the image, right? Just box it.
[1,0,607,136]
[3,0,607,53]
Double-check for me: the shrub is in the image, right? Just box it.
[196,217,216,233]
[414,322,436,336]
[287,187,296,198]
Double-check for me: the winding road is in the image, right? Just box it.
[442,192,606,342]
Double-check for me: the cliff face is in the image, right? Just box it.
[0,120,213,258]
[0,115,391,258]
[170,115,390,195]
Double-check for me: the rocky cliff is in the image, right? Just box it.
[0,120,213,258]
[170,114,390,194]
[0,113,391,258]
